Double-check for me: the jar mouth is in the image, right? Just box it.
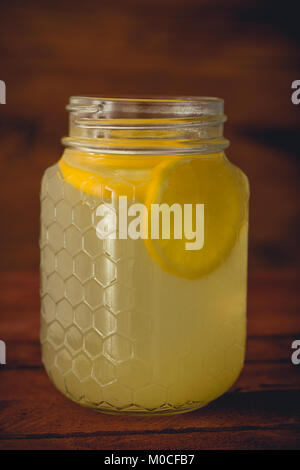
[63,96,229,155]
[66,95,224,119]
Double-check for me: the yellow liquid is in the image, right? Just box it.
[40,151,248,414]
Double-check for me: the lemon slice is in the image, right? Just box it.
[59,153,248,279]
[144,155,248,279]
[58,157,152,201]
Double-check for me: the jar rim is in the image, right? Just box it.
[68,95,223,103]
[66,95,224,119]
[63,95,228,155]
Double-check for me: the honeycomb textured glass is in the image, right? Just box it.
[40,160,248,415]
[40,96,249,415]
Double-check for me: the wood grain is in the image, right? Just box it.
[0,270,299,449]
[0,0,299,450]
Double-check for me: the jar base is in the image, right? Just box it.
[91,403,206,416]
[66,396,208,416]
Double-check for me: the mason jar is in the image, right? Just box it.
[40,96,249,415]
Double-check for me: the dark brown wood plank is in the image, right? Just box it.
[0,270,299,446]
[0,384,299,450]
[0,0,299,450]
[1,428,300,450]
[0,365,299,437]
[0,269,299,449]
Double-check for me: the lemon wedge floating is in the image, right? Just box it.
[58,154,247,279]
[144,155,248,279]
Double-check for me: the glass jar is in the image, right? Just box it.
[40,96,249,415]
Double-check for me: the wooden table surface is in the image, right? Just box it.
[0,269,299,450]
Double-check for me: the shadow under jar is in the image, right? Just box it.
[40,96,249,415]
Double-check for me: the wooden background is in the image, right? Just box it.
[0,0,299,450]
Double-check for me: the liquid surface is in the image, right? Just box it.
[40,151,249,414]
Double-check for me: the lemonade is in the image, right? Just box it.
[40,97,249,414]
